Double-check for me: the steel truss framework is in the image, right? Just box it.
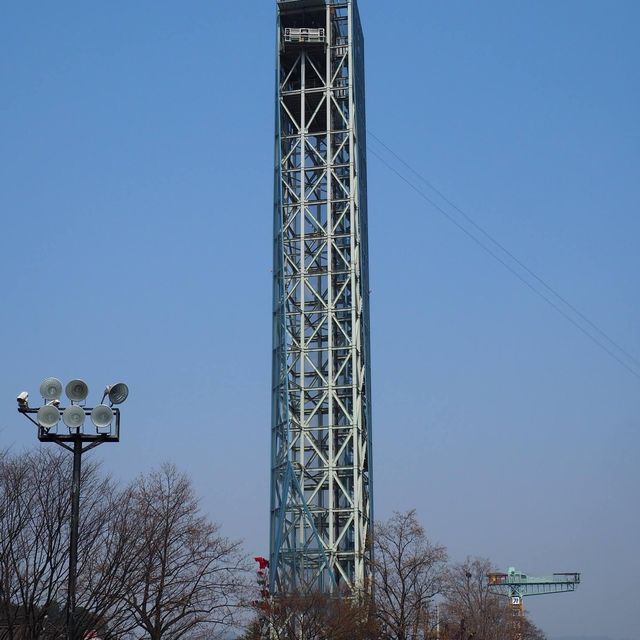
[270,0,372,595]
[488,569,581,600]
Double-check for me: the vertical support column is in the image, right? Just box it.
[298,45,307,565]
[347,1,360,585]
[324,0,335,585]
[67,438,82,640]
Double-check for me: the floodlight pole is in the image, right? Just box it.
[54,433,115,640]
[46,432,113,640]
[17,406,121,640]
[68,437,82,640]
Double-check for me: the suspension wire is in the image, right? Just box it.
[368,130,640,371]
[366,138,640,382]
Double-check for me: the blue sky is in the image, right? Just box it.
[1,2,638,638]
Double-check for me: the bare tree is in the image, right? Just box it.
[373,510,448,640]
[440,557,505,640]
[519,619,546,640]
[0,449,75,640]
[75,483,142,639]
[0,452,249,640]
[120,464,247,640]
[242,590,379,640]
[0,449,131,640]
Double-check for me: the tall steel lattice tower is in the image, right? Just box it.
[270,0,372,595]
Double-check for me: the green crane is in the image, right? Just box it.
[487,567,580,636]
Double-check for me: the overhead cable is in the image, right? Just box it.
[367,132,640,381]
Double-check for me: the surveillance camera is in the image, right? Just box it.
[17,391,29,409]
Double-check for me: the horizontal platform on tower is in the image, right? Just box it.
[278,0,333,9]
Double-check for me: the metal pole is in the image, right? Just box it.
[67,437,82,640]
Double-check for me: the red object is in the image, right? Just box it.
[254,556,269,570]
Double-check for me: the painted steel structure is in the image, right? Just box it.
[270,0,372,595]
[488,568,580,635]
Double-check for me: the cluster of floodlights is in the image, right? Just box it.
[17,378,129,431]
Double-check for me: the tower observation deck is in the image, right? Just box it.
[270,0,373,595]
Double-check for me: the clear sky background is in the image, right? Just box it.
[1,2,638,638]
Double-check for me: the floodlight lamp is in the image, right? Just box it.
[37,405,61,429]
[91,404,113,429]
[65,379,89,403]
[17,392,29,409]
[39,377,62,401]
[105,382,128,405]
[63,406,85,430]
